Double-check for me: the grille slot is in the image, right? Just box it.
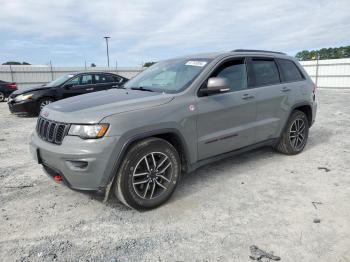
[36,117,69,145]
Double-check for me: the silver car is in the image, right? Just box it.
[30,50,317,209]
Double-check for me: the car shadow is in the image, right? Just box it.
[304,127,333,151]
[167,146,276,205]
[13,113,37,118]
[101,131,326,211]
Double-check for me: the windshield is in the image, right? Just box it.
[124,58,212,93]
[45,73,76,87]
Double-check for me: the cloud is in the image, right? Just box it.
[0,0,349,66]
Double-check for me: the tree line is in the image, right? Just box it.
[295,45,350,61]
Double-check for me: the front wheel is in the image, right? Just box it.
[114,137,181,210]
[38,98,54,113]
[275,110,309,155]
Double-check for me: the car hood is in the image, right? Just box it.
[12,85,50,95]
[42,89,174,123]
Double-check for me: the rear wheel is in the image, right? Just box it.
[0,92,5,102]
[275,110,309,155]
[114,137,181,210]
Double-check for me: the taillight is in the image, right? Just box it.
[6,83,17,89]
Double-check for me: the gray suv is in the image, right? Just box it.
[30,50,317,210]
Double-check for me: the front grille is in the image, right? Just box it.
[36,117,70,145]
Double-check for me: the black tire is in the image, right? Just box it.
[0,92,5,102]
[114,137,181,210]
[275,110,309,155]
[38,98,54,114]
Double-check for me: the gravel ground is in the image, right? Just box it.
[0,89,349,262]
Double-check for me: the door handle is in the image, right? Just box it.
[281,87,291,92]
[242,94,255,100]
[86,88,94,91]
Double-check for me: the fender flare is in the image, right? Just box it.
[103,128,191,202]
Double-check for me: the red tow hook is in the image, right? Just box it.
[54,175,63,182]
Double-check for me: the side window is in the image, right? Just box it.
[113,76,123,83]
[95,74,114,84]
[80,75,93,85]
[277,59,304,82]
[65,76,80,86]
[248,59,280,87]
[211,59,247,92]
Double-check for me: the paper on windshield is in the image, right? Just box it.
[185,61,207,67]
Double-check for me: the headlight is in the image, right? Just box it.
[15,93,33,102]
[68,124,109,139]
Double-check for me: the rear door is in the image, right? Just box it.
[196,58,257,160]
[246,57,291,142]
[93,73,117,91]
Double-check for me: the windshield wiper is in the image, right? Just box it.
[130,86,155,92]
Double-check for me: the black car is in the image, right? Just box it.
[8,72,128,115]
[0,80,17,102]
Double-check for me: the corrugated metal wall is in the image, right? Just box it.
[0,66,143,88]
[1,58,349,89]
[300,58,350,89]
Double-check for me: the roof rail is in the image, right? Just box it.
[232,49,286,55]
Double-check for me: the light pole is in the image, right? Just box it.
[103,36,111,67]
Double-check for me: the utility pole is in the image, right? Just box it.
[103,36,111,67]
[315,52,320,87]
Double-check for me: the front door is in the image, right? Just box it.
[61,74,94,99]
[196,58,257,160]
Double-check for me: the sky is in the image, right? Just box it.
[0,0,349,67]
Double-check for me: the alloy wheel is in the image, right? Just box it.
[289,118,306,151]
[40,100,52,110]
[132,152,173,200]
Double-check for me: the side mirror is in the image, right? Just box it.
[200,77,230,95]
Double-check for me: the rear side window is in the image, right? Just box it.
[94,74,114,84]
[277,59,304,82]
[114,76,123,83]
[248,59,280,87]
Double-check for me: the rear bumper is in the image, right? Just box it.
[29,131,122,191]
[8,99,38,115]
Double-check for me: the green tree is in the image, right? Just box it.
[143,61,156,67]
[2,61,31,65]
[295,45,350,60]
[91,63,96,67]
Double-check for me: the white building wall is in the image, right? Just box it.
[300,58,350,88]
[0,66,143,88]
[1,58,350,89]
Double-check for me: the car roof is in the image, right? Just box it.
[174,50,293,61]
[70,71,123,76]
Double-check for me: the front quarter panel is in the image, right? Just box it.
[101,95,198,165]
